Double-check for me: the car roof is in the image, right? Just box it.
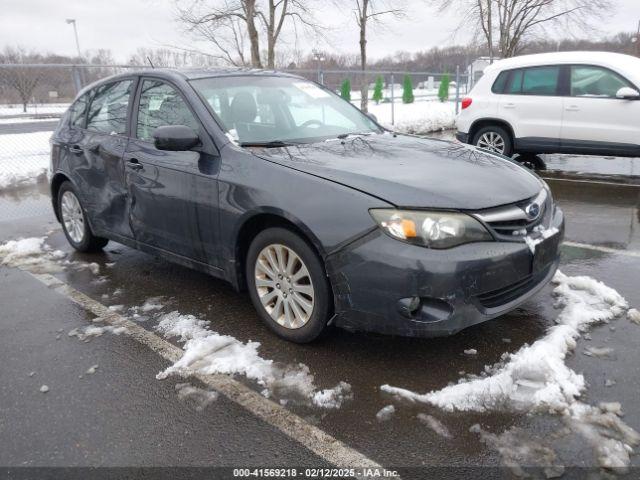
[486,51,640,71]
[77,68,305,96]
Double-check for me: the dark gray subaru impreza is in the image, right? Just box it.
[50,69,564,343]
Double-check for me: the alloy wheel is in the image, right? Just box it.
[61,191,85,244]
[477,131,506,154]
[254,244,315,329]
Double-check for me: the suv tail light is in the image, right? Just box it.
[461,97,473,110]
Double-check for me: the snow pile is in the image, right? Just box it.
[365,100,456,135]
[382,271,640,470]
[0,131,52,189]
[141,297,165,312]
[155,311,352,409]
[0,237,66,273]
[382,271,627,413]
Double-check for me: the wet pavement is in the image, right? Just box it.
[1,176,640,477]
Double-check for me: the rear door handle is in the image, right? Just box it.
[69,145,83,154]
[126,158,143,171]
[566,105,580,111]
[503,103,516,109]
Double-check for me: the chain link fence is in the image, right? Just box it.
[0,63,468,218]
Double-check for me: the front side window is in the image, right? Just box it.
[521,67,560,96]
[190,75,381,145]
[69,93,89,127]
[86,80,133,134]
[570,66,632,98]
[136,80,200,142]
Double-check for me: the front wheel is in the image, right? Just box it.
[58,181,108,252]
[246,228,332,343]
[472,126,513,157]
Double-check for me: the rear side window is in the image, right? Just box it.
[136,79,200,142]
[491,71,509,94]
[69,93,89,128]
[86,80,133,135]
[570,66,632,98]
[521,67,560,96]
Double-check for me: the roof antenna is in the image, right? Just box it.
[146,56,155,69]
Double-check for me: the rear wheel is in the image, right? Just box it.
[246,227,332,343]
[58,181,108,252]
[472,125,513,157]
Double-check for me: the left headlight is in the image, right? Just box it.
[370,209,493,249]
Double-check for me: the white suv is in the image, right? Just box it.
[456,51,640,159]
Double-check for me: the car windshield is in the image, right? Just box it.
[190,75,381,145]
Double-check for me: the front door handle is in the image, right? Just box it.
[503,102,516,109]
[69,145,83,154]
[566,105,580,111]
[126,158,143,171]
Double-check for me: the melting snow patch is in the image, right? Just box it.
[417,414,451,439]
[68,325,128,342]
[463,349,477,356]
[175,382,219,411]
[381,271,639,470]
[473,426,565,478]
[628,308,640,325]
[155,311,351,409]
[86,365,99,375]
[0,237,64,273]
[583,346,614,359]
[39,385,49,393]
[141,297,165,312]
[376,405,395,422]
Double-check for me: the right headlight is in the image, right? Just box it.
[370,209,493,249]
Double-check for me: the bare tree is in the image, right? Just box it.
[435,0,612,58]
[340,0,405,112]
[175,0,320,69]
[0,47,44,112]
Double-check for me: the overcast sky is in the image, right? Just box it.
[1,0,638,62]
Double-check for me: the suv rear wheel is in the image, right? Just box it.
[246,227,332,343]
[472,125,513,157]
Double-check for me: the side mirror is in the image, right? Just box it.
[616,87,640,100]
[152,125,200,151]
[366,112,378,123]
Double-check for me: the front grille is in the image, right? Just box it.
[473,189,551,238]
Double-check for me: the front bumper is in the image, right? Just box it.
[326,207,564,337]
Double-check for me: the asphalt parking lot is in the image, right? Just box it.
[1,124,640,478]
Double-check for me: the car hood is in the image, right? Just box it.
[249,133,542,209]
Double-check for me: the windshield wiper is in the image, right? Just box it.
[239,140,297,148]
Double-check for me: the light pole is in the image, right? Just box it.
[65,19,82,60]
[312,49,325,85]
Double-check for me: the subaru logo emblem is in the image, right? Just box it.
[525,202,541,219]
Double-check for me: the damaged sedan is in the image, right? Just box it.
[50,69,564,343]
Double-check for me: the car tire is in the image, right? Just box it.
[516,153,547,171]
[58,181,108,253]
[472,125,513,157]
[246,227,332,343]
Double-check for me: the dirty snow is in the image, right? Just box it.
[68,325,128,342]
[463,349,477,356]
[39,385,49,393]
[0,237,65,273]
[381,271,640,469]
[86,364,99,375]
[0,131,52,189]
[155,311,351,409]
[474,425,565,478]
[376,405,396,422]
[175,382,219,411]
[141,297,165,312]
[583,346,614,358]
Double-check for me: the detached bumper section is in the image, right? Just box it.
[327,207,564,337]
